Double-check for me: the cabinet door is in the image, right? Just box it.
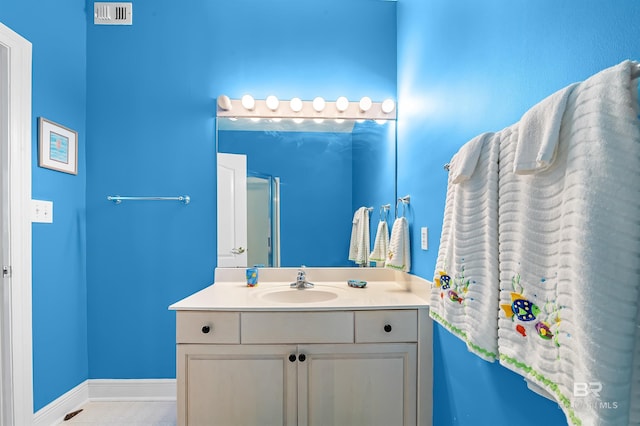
[177,344,297,426]
[297,343,417,426]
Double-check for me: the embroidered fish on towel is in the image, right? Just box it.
[448,290,463,304]
[535,322,554,340]
[501,292,540,322]
[434,271,451,289]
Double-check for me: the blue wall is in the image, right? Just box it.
[85,0,396,380]
[352,120,397,244]
[0,1,88,412]
[397,0,640,424]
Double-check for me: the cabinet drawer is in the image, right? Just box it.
[355,310,418,343]
[176,311,240,344]
[241,311,354,344]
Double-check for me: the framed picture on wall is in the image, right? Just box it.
[38,117,78,175]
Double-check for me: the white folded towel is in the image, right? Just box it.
[513,82,578,174]
[348,206,370,266]
[369,220,389,266]
[385,217,410,272]
[449,132,493,183]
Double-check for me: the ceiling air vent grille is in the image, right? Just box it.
[94,2,132,25]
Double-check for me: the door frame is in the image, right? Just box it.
[0,22,33,426]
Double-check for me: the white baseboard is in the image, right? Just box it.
[88,379,176,401]
[33,379,176,426]
[33,380,89,426]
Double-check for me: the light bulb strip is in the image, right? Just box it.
[216,97,396,120]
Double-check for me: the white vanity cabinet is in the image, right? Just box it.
[175,308,430,426]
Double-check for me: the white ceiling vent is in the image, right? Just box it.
[94,2,132,25]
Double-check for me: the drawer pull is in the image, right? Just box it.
[201,325,211,334]
[298,353,306,362]
[384,324,392,333]
[288,354,297,362]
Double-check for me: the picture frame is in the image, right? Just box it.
[38,117,78,175]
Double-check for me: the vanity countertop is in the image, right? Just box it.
[169,267,430,312]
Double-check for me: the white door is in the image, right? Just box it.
[0,37,6,425]
[0,22,33,426]
[217,153,247,267]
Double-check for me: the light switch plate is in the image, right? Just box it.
[32,199,53,223]
[421,227,428,250]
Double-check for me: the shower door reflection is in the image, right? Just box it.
[247,173,280,267]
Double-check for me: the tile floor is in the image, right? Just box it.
[58,401,176,426]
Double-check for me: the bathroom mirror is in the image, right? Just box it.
[217,117,396,268]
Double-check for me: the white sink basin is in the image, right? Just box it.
[254,285,345,304]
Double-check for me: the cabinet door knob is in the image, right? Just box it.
[384,324,392,333]
[289,354,297,363]
[298,353,306,362]
[201,325,211,334]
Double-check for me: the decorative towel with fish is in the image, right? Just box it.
[433,60,640,426]
[431,131,501,362]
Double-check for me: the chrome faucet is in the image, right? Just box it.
[291,269,314,289]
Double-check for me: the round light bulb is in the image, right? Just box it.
[381,98,395,114]
[313,118,324,124]
[241,94,255,111]
[359,96,372,112]
[266,95,279,111]
[293,118,304,124]
[312,96,326,112]
[290,97,303,112]
[217,95,232,111]
[335,96,349,112]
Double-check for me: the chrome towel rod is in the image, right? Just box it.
[107,195,191,205]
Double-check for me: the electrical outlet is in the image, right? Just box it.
[32,199,53,223]
[421,227,428,250]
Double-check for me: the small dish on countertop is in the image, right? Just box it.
[347,279,367,288]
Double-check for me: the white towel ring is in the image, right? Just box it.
[380,204,390,222]
[396,195,410,218]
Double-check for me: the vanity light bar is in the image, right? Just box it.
[216,95,396,120]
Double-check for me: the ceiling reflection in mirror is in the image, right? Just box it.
[216,117,396,268]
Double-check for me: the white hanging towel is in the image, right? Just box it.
[385,217,410,272]
[348,206,370,266]
[513,81,578,174]
[448,132,493,184]
[369,220,389,266]
[497,60,640,426]
[430,130,501,362]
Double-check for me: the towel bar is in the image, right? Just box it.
[107,195,191,205]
